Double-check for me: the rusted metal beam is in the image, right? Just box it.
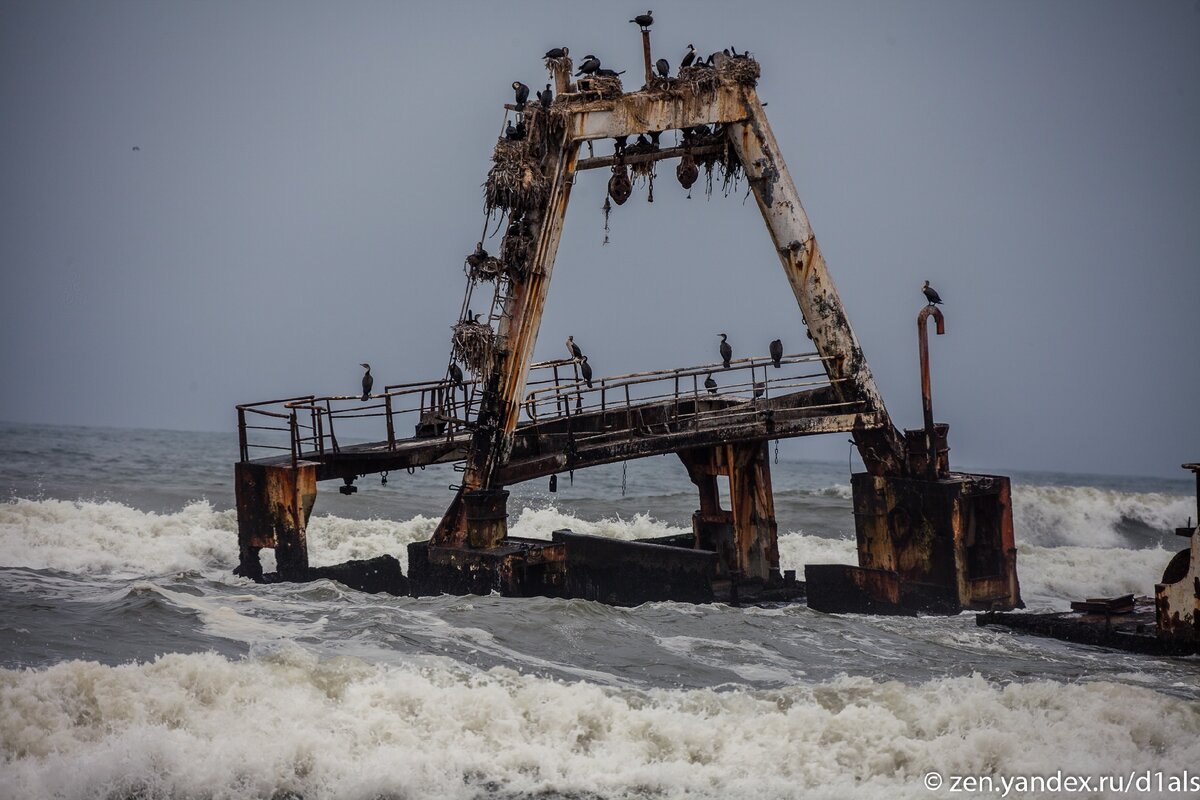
[725,90,908,476]
[566,86,750,140]
[918,305,946,480]
[574,142,724,171]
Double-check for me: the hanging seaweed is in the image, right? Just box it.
[602,196,611,245]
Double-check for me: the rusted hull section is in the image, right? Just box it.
[808,470,1022,615]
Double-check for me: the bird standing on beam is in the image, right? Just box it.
[580,356,593,389]
[575,55,601,76]
[512,81,529,111]
[769,339,783,368]
[704,374,718,395]
[922,280,943,305]
[544,46,569,59]
[655,58,670,78]
[360,363,373,402]
[630,10,653,30]
[566,335,584,361]
[719,333,732,369]
[680,44,696,68]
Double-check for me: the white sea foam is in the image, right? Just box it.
[1012,484,1191,548]
[2,650,1197,800]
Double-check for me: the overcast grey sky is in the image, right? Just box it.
[1,1,1197,477]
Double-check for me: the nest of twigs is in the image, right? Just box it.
[676,65,720,98]
[451,320,497,375]
[575,74,624,100]
[466,256,505,282]
[544,55,572,77]
[718,56,760,87]
[500,232,535,279]
[484,138,549,217]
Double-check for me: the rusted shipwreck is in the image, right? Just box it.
[233,29,1024,614]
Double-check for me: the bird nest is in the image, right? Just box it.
[500,232,535,279]
[544,55,573,76]
[466,255,505,282]
[451,320,497,375]
[718,56,760,87]
[574,74,624,100]
[485,138,549,217]
[676,65,720,98]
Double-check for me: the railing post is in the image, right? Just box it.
[316,408,325,456]
[289,411,299,469]
[385,394,396,450]
[237,408,248,462]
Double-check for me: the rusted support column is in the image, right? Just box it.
[678,444,778,583]
[726,91,907,477]
[463,488,509,549]
[726,441,779,581]
[234,461,317,581]
[640,29,653,87]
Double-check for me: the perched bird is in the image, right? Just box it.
[655,58,670,78]
[580,356,593,389]
[575,55,601,76]
[629,10,653,29]
[360,363,373,402]
[566,335,584,361]
[719,333,732,369]
[544,46,569,59]
[753,380,766,399]
[769,339,783,368]
[613,135,629,155]
[512,81,530,111]
[922,280,943,305]
[466,242,489,268]
[537,83,553,110]
[704,374,718,395]
[595,68,625,77]
[648,130,661,147]
[448,362,464,387]
[505,120,526,140]
[680,44,696,68]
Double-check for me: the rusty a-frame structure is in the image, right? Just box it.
[235,41,1023,613]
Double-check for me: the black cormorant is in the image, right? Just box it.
[449,362,464,387]
[595,68,625,77]
[544,46,569,59]
[537,84,553,110]
[630,10,653,29]
[769,339,783,368]
[566,335,583,361]
[922,280,943,305]
[466,242,489,268]
[680,44,696,68]
[719,333,732,369]
[753,381,766,399]
[512,81,530,111]
[575,55,601,76]
[580,356,593,388]
[655,58,670,78]
[360,363,373,401]
[505,120,526,140]
[704,374,717,395]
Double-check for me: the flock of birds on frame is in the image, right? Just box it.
[504,11,755,142]
[356,12,949,411]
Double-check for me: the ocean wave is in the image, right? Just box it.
[2,649,1196,800]
[1012,484,1191,548]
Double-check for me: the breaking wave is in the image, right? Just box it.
[2,649,1197,800]
[0,497,1189,606]
[1012,484,1191,548]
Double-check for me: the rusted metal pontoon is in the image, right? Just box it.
[233,31,1022,612]
[979,463,1200,655]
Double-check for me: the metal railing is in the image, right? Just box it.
[236,352,854,465]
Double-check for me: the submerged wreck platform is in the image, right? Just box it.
[980,464,1200,656]
[232,24,1023,614]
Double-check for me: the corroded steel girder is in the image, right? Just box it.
[725,91,907,475]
